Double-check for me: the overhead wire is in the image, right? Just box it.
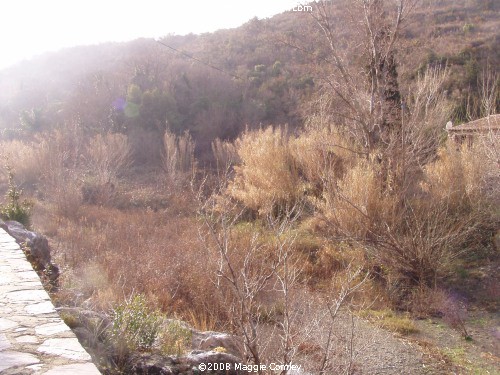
[155,39,244,81]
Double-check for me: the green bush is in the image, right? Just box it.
[111,294,162,351]
[0,166,32,226]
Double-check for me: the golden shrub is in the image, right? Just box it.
[228,127,304,215]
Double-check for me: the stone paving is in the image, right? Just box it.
[0,228,101,374]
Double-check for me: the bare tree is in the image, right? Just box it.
[197,173,278,371]
[266,211,304,374]
[317,266,368,375]
[197,170,373,374]
[477,66,500,176]
[309,0,419,152]
[198,194,304,372]
[478,64,498,117]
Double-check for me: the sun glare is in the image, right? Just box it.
[1,0,300,70]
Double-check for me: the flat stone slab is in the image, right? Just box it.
[36,322,70,336]
[0,318,19,331]
[1,243,21,250]
[0,332,12,350]
[15,335,39,343]
[10,262,35,272]
[27,363,46,372]
[19,271,41,280]
[6,289,51,303]
[0,228,101,374]
[0,350,40,371]
[38,338,92,360]
[25,301,56,315]
[43,362,101,374]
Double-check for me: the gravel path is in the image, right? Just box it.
[351,318,428,375]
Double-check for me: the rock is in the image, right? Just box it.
[183,351,243,374]
[192,331,244,358]
[5,220,37,241]
[56,307,111,363]
[5,221,51,267]
[129,353,178,374]
[130,351,244,375]
[4,221,59,282]
[159,319,244,358]
[56,307,111,331]
[53,309,247,374]
[25,301,56,315]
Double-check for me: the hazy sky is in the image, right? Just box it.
[0,0,303,69]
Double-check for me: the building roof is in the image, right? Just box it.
[447,114,500,134]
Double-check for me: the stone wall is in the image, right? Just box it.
[0,226,101,374]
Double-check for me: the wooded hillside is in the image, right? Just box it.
[0,0,498,161]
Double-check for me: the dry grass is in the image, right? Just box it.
[85,132,131,183]
[228,127,304,216]
[32,183,233,328]
[358,309,418,335]
[0,140,44,190]
[162,129,196,185]
[217,96,496,310]
[5,114,490,343]
[317,140,495,299]
[80,132,131,206]
[302,120,496,302]
[1,129,135,215]
[0,128,85,217]
[290,125,350,196]
[45,172,83,219]
[2,126,232,327]
[48,206,200,307]
[211,137,239,171]
[0,3,496,371]
[422,142,488,205]
[318,157,385,239]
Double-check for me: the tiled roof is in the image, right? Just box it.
[447,114,500,133]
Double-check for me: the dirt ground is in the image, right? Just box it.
[346,308,499,374]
